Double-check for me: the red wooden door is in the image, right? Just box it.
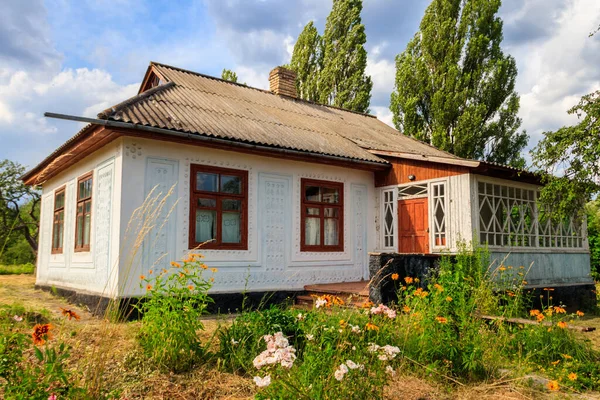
[398,198,429,254]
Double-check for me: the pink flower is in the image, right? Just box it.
[13,315,23,322]
[253,375,271,388]
[48,394,57,400]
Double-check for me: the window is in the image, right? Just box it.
[382,189,395,248]
[189,165,248,250]
[431,182,447,247]
[51,187,65,254]
[478,181,584,249]
[301,179,343,252]
[75,173,93,252]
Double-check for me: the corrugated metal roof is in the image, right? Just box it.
[99,62,463,164]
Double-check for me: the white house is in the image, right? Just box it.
[22,63,593,306]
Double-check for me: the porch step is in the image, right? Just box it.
[297,281,371,308]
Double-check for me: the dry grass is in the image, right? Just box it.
[2,274,599,399]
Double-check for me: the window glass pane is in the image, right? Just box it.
[76,215,83,247]
[84,214,91,245]
[196,172,218,192]
[222,212,241,243]
[53,223,59,249]
[221,175,242,194]
[198,198,216,208]
[324,207,339,218]
[324,219,339,246]
[84,200,91,214]
[322,187,339,203]
[305,186,321,202]
[222,199,242,211]
[78,178,92,199]
[306,207,320,216]
[304,217,320,245]
[55,192,65,209]
[195,209,216,243]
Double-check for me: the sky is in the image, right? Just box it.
[1,0,599,170]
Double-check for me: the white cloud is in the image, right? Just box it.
[371,106,394,128]
[366,54,395,102]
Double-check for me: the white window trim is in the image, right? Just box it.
[429,179,450,251]
[380,187,397,252]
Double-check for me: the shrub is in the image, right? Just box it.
[136,253,214,372]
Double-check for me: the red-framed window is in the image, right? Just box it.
[301,179,344,252]
[51,186,65,254]
[189,164,248,250]
[75,172,93,252]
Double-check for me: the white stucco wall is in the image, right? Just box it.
[118,137,376,297]
[36,139,123,297]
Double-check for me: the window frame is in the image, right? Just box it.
[74,172,93,253]
[188,164,248,250]
[51,186,66,254]
[300,178,344,252]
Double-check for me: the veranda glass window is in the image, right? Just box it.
[301,179,343,252]
[189,165,248,250]
[75,173,92,252]
[51,187,65,254]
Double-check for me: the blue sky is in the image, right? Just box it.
[1,0,599,169]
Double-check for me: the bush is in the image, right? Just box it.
[135,253,215,372]
[0,263,35,275]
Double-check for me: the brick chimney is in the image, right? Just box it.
[269,67,297,98]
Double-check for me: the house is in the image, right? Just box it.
[22,62,593,308]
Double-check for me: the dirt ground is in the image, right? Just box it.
[1,274,599,400]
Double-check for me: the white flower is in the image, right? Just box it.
[368,343,380,352]
[254,332,297,370]
[346,360,359,370]
[352,346,356,351]
[306,334,314,341]
[13,315,23,322]
[254,375,271,388]
[315,298,327,308]
[351,325,361,333]
[334,369,345,381]
[297,313,305,321]
[231,338,239,346]
[339,363,349,374]
[386,365,396,376]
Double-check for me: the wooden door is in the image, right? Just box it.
[398,198,429,254]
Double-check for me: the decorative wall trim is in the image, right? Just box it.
[259,173,292,272]
[94,159,114,281]
[124,141,143,159]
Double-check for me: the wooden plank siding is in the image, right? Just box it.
[375,158,469,187]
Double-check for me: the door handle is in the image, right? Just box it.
[426,228,430,233]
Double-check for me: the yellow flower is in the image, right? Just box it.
[211,267,218,273]
[499,266,506,272]
[554,306,566,314]
[170,261,181,268]
[339,319,348,328]
[365,322,379,331]
[576,310,584,317]
[545,308,553,317]
[391,273,399,281]
[404,277,414,284]
[557,321,567,329]
[530,309,541,317]
[139,275,145,280]
[414,278,420,283]
[436,316,448,324]
[522,280,528,285]
[568,372,577,381]
[445,296,452,302]
[547,380,559,391]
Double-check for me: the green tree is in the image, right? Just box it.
[532,90,600,217]
[289,21,322,102]
[221,69,238,83]
[289,0,372,113]
[586,200,600,278]
[0,160,40,259]
[390,0,527,167]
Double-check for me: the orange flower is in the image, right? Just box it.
[179,272,185,278]
[576,310,584,317]
[445,296,452,302]
[547,380,559,391]
[188,285,194,291]
[402,305,410,313]
[414,277,420,283]
[536,314,545,322]
[60,307,80,321]
[404,277,414,284]
[32,323,53,345]
[339,319,348,328]
[557,321,567,329]
[568,372,577,381]
[551,360,560,366]
[562,354,572,360]
[365,322,379,331]
[162,268,168,274]
[554,306,566,314]
[529,309,541,317]
[211,267,218,273]
[414,288,429,298]
[499,266,506,271]
[522,280,528,285]
[436,316,448,324]
[146,284,153,291]
[200,263,208,270]
[139,275,145,280]
[543,287,555,291]
[507,291,515,297]
[391,273,399,281]
[210,277,215,282]
[434,284,444,292]
[545,308,553,317]
[149,270,153,275]
[170,261,181,268]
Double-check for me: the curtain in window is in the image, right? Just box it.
[305,217,320,246]
[222,213,241,243]
[196,210,216,243]
[324,219,338,246]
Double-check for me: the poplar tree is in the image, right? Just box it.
[221,69,238,83]
[390,0,528,167]
[289,0,372,113]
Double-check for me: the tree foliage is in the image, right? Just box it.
[586,200,600,277]
[389,0,528,167]
[221,69,239,83]
[532,90,600,218]
[0,160,40,260]
[289,0,372,113]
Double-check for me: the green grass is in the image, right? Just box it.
[0,263,35,275]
